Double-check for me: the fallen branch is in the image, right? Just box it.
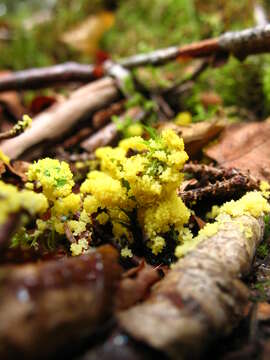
[118,212,265,358]
[0,77,119,159]
[1,25,270,91]
[0,62,96,91]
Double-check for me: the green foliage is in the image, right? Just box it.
[184,56,267,119]
[102,0,255,58]
[257,243,269,258]
[255,215,270,259]
[11,227,38,248]
[102,0,201,58]
[112,114,134,138]
[1,0,268,119]
[264,214,270,239]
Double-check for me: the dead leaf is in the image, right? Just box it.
[256,302,270,321]
[192,214,206,229]
[116,262,161,310]
[205,121,270,181]
[158,119,225,158]
[200,91,222,108]
[7,161,29,182]
[0,72,25,120]
[30,95,57,115]
[61,12,115,56]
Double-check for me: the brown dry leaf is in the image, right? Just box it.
[0,72,25,120]
[61,12,115,56]
[256,302,270,321]
[200,91,222,108]
[205,121,270,181]
[116,262,161,311]
[192,214,206,230]
[29,95,57,115]
[159,119,225,158]
[7,161,30,182]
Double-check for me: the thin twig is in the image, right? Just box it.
[0,62,96,91]
[1,25,270,91]
[162,59,210,98]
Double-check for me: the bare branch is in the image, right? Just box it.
[1,25,270,91]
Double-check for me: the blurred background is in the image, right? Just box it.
[1,0,270,120]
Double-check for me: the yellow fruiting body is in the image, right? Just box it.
[174,111,192,126]
[175,191,270,258]
[260,181,270,199]
[0,180,48,225]
[27,158,74,201]
[0,149,10,165]
[80,129,191,255]
[70,238,89,256]
[121,246,133,258]
[5,129,270,261]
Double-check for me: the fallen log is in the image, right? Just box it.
[118,210,266,359]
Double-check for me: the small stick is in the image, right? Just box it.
[179,174,259,205]
[0,62,96,91]
[1,25,270,91]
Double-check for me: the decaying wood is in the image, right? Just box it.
[0,245,122,359]
[118,213,265,359]
[180,163,259,204]
[179,174,259,205]
[0,77,119,159]
[183,162,238,180]
[1,25,270,92]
